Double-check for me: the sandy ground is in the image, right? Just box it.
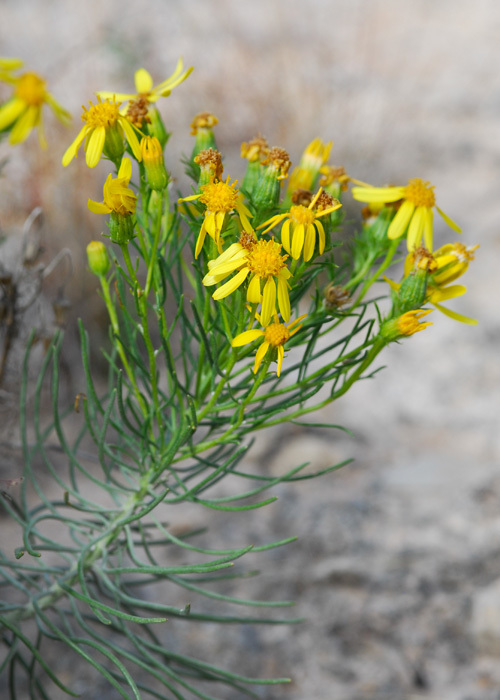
[1,1,500,698]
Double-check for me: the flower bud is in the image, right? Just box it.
[190,112,218,159]
[253,147,291,213]
[395,247,436,314]
[241,134,269,197]
[87,241,110,277]
[141,136,169,191]
[380,309,433,341]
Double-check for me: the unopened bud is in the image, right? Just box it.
[141,136,169,191]
[380,309,433,341]
[87,241,111,277]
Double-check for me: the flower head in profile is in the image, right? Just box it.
[381,309,433,341]
[0,68,71,147]
[258,187,341,261]
[62,97,141,168]
[203,232,292,326]
[232,313,306,377]
[287,138,332,193]
[87,157,136,216]
[386,242,478,324]
[97,58,193,129]
[179,178,252,257]
[351,177,461,251]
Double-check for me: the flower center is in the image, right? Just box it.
[451,242,479,263]
[126,96,151,128]
[15,72,46,106]
[264,321,290,347]
[247,240,287,278]
[404,178,435,208]
[290,205,316,225]
[190,112,218,135]
[82,99,121,128]
[199,180,238,213]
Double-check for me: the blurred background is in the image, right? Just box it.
[1,1,499,698]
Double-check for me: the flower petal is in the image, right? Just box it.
[261,277,276,326]
[352,185,405,204]
[276,346,285,377]
[247,274,262,303]
[429,284,466,303]
[96,91,136,102]
[387,200,415,240]
[315,219,325,254]
[0,97,25,131]
[254,341,270,374]
[303,223,316,261]
[135,68,153,94]
[277,275,291,322]
[423,207,434,251]
[119,116,142,161]
[291,223,304,260]
[118,156,132,181]
[281,219,291,253]
[232,329,265,347]
[85,126,105,168]
[212,267,249,300]
[87,199,111,214]
[406,206,426,251]
[62,125,88,166]
[432,302,477,325]
[436,206,462,234]
[9,104,38,144]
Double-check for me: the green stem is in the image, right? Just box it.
[99,275,148,418]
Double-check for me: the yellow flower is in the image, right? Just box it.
[87,157,136,216]
[203,233,292,326]
[351,178,461,251]
[397,309,433,336]
[387,242,478,324]
[287,138,332,193]
[232,314,306,377]
[258,188,341,261]
[0,70,71,147]
[179,178,252,258]
[97,58,193,105]
[381,309,433,341]
[62,97,141,168]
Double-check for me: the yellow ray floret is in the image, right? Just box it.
[232,314,306,377]
[258,188,341,261]
[351,177,461,251]
[87,157,137,216]
[62,97,141,168]
[97,58,193,104]
[287,138,333,193]
[179,178,252,258]
[203,234,292,326]
[0,69,71,147]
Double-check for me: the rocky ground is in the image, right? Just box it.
[1,1,500,698]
